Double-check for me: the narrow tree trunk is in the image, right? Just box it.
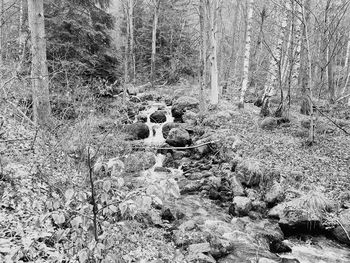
[238,0,254,108]
[151,0,160,88]
[129,0,135,83]
[260,1,288,116]
[123,0,130,104]
[0,0,3,71]
[302,0,315,144]
[28,0,51,127]
[209,0,219,105]
[199,0,206,113]
[341,35,350,97]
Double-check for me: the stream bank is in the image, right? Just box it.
[115,92,350,262]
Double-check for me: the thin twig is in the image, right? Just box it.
[0,138,32,143]
[336,219,350,243]
[87,148,98,242]
[308,97,350,135]
[132,140,220,151]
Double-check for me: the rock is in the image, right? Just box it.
[183,111,198,125]
[236,158,263,187]
[265,182,285,206]
[188,242,211,254]
[269,240,292,253]
[124,151,155,172]
[252,201,267,213]
[179,220,197,231]
[166,128,191,147]
[124,122,150,140]
[150,110,167,123]
[270,192,334,235]
[135,113,147,123]
[173,230,208,247]
[171,107,184,122]
[161,208,176,222]
[230,174,245,197]
[138,92,154,102]
[178,179,203,194]
[258,258,279,263]
[208,189,221,200]
[202,111,232,128]
[260,117,278,130]
[331,209,350,244]
[173,96,200,112]
[229,196,252,217]
[162,122,180,139]
[186,252,216,263]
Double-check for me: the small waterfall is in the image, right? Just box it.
[141,103,174,146]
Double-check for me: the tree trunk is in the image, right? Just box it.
[0,0,3,71]
[28,0,51,127]
[209,0,219,105]
[302,0,315,144]
[238,0,254,108]
[199,0,206,113]
[123,0,130,104]
[260,1,288,116]
[129,0,135,83]
[151,0,160,88]
[341,35,350,97]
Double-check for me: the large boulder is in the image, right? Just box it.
[331,209,350,244]
[230,174,245,197]
[236,158,263,187]
[268,191,334,235]
[150,110,167,123]
[124,122,150,140]
[166,128,191,147]
[124,151,156,172]
[260,117,278,130]
[229,196,252,217]
[162,122,180,139]
[173,96,200,112]
[183,111,198,126]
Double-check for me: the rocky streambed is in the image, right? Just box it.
[116,92,350,263]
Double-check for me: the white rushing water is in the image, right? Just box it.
[280,236,350,263]
[141,102,174,146]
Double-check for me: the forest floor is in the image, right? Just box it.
[1,85,350,262]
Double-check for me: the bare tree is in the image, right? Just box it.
[28,0,51,127]
[238,0,254,109]
[151,0,161,88]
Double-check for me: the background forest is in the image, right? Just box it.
[1,0,350,262]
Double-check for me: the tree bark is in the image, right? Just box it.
[238,0,254,108]
[151,0,160,88]
[260,1,288,116]
[129,0,135,83]
[28,0,51,127]
[199,0,206,113]
[209,0,219,105]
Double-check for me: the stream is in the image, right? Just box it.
[136,100,350,263]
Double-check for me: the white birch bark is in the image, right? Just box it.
[151,0,160,88]
[28,0,51,126]
[209,0,219,105]
[341,35,350,97]
[238,0,254,108]
[260,1,288,116]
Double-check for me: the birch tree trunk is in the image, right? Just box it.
[129,0,135,83]
[341,35,350,98]
[209,0,219,105]
[151,0,160,88]
[291,1,302,90]
[28,0,51,127]
[302,0,315,144]
[123,0,130,103]
[0,0,3,71]
[260,2,288,116]
[199,0,206,113]
[238,0,254,109]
